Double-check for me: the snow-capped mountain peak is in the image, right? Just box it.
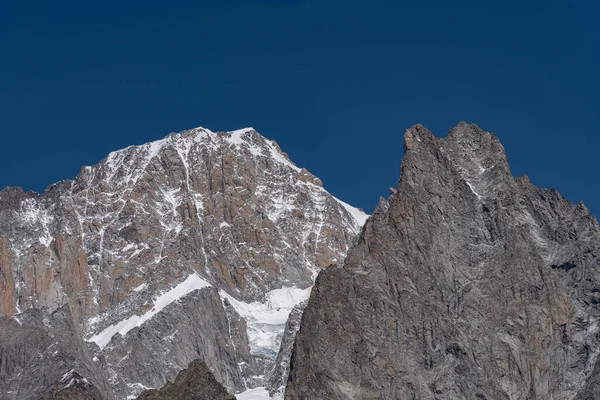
[0,125,368,400]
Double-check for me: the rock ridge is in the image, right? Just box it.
[286,122,600,400]
[0,125,367,399]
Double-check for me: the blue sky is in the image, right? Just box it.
[1,1,599,215]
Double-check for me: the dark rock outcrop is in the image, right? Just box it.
[40,371,105,400]
[136,359,235,400]
[286,123,600,399]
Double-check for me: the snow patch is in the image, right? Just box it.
[126,382,152,399]
[227,129,262,157]
[122,243,136,252]
[265,141,301,172]
[19,198,54,248]
[220,287,311,359]
[226,128,301,172]
[132,283,147,292]
[87,273,211,349]
[466,181,482,199]
[236,387,270,400]
[331,195,369,228]
[255,185,295,223]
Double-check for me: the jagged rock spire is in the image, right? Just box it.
[286,122,600,400]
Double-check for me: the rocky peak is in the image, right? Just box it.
[443,122,512,198]
[402,123,434,151]
[286,122,600,400]
[444,122,508,167]
[0,124,367,400]
[0,186,36,211]
[136,359,235,400]
[399,122,514,211]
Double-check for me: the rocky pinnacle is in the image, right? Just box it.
[286,123,600,399]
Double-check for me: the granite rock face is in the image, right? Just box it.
[136,359,235,400]
[96,287,248,399]
[286,123,600,399]
[0,127,367,399]
[0,307,114,400]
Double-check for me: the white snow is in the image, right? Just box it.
[145,139,168,163]
[59,369,89,390]
[126,382,152,399]
[226,128,301,172]
[229,127,252,136]
[174,143,192,191]
[12,314,23,326]
[228,128,255,146]
[103,134,170,187]
[19,198,54,248]
[331,195,369,227]
[227,129,263,158]
[87,273,211,349]
[265,140,301,172]
[220,287,311,359]
[223,287,310,325]
[163,330,178,341]
[466,181,482,199]
[104,126,213,187]
[122,243,136,252]
[254,185,295,223]
[236,387,270,400]
[60,369,74,382]
[132,283,147,292]
[160,188,183,234]
[293,180,368,234]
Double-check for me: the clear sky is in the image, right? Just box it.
[1,1,599,216]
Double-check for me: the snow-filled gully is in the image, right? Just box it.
[86,273,311,399]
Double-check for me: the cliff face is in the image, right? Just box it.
[0,128,364,319]
[268,301,307,398]
[0,307,114,400]
[0,127,366,399]
[286,123,600,399]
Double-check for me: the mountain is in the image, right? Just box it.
[0,127,367,399]
[286,123,600,399]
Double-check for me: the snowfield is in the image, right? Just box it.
[236,387,271,400]
[87,273,312,361]
[221,287,312,359]
[87,272,311,398]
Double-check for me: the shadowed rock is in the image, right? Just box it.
[136,359,235,400]
[40,371,104,400]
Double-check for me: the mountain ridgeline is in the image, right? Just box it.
[1,122,599,400]
[0,127,366,399]
[286,123,600,399]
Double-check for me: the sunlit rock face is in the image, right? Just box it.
[287,123,600,400]
[0,126,367,400]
